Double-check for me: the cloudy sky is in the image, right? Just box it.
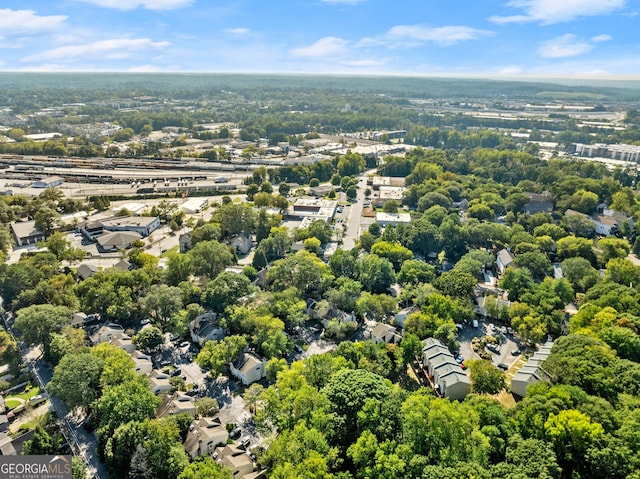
[1,0,639,77]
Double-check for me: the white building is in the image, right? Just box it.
[376,212,411,227]
[230,352,266,386]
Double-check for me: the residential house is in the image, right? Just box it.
[371,323,402,345]
[230,232,252,255]
[511,341,553,397]
[77,264,98,281]
[214,444,263,479]
[422,338,471,401]
[184,417,227,458]
[149,371,173,395]
[131,351,153,375]
[393,305,418,328]
[0,431,16,455]
[90,323,125,345]
[496,249,514,275]
[592,209,634,236]
[523,192,553,214]
[437,370,472,401]
[110,335,135,354]
[157,392,197,418]
[189,312,225,345]
[179,233,192,253]
[230,352,266,386]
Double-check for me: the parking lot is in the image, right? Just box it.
[457,319,523,369]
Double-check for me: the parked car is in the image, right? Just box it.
[497,363,509,371]
[229,427,242,440]
[28,394,49,406]
[171,368,182,377]
[487,344,500,354]
[179,341,190,348]
[511,348,521,356]
[455,354,464,364]
[239,436,251,449]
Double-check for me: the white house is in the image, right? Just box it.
[230,352,266,386]
[496,249,514,275]
[511,341,553,397]
[184,417,227,458]
[149,372,173,395]
[371,323,402,345]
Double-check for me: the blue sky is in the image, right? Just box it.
[1,0,639,77]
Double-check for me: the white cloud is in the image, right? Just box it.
[74,0,192,10]
[490,0,625,24]
[23,38,171,62]
[340,58,390,67]
[538,34,592,58]
[592,34,613,42]
[0,9,67,36]
[224,28,250,35]
[387,25,493,46]
[290,36,349,58]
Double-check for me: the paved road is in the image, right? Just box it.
[22,346,110,479]
[342,176,369,250]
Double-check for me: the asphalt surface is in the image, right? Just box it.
[457,319,523,368]
[342,176,369,250]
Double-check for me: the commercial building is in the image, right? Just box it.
[32,176,64,188]
[10,221,45,246]
[287,198,337,222]
[376,212,411,227]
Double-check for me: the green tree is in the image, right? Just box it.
[14,304,71,356]
[34,206,60,236]
[397,260,435,285]
[178,457,231,479]
[357,254,396,294]
[133,326,164,352]
[187,240,235,280]
[165,254,194,286]
[561,257,598,293]
[196,335,247,377]
[338,152,365,176]
[499,268,535,301]
[202,271,253,313]
[434,270,476,298]
[47,352,104,410]
[139,284,184,327]
[370,241,414,271]
[324,368,392,448]
[195,397,220,417]
[467,360,506,394]
[96,378,160,439]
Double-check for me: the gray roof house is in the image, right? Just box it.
[496,249,515,275]
[511,341,554,397]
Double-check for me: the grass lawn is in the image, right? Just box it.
[160,245,179,258]
[5,399,22,409]
[6,385,40,408]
